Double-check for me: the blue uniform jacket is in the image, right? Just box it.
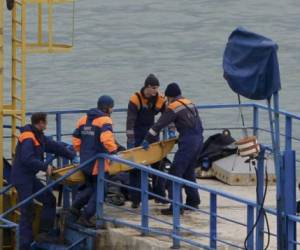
[72,108,118,175]
[11,124,76,185]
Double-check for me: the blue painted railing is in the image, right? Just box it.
[1,149,295,249]
[1,102,299,249]
[24,103,300,164]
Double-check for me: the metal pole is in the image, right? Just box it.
[285,116,292,151]
[253,105,259,137]
[15,224,20,250]
[0,0,4,216]
[246,205,254,250]
[141,170,149,235]
[273,92,284,250]
[56,113,62,167]
[0,1,4,247]
[255,148,265,250]
[162,128,168,140]
[96,158,105,229]
[210,193,217,249]
[56,113,62,142]
[283,150,296,250]
[267,95,283,249]
[171,182,181,249]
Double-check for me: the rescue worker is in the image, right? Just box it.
[126,74,167,208]
[11,112,76,250]
[143,83,203,215]
[70,95,119,227]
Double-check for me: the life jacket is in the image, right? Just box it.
[72,108,117,175]
[11,125,46,184]
[133,91,165,128]
[167,98,203,136]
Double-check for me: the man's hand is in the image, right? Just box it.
[142,140,150,150]
[47,165,53,176]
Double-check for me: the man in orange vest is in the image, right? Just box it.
[11,112,76,249]
[70,95,119,227]
[126,74,168,208]
[143,83,203,215]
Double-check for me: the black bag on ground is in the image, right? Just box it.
[197,129,237,171]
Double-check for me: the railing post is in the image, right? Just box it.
[15,224,20,250]
[172,182,181,249]
[283,150,296,250]
[56,113,62,142]
[62,157,70,208]
[285,116,292,151]
[96,157,105,228]
[246,205,254,250]
[162,127,168,140]
[62,186,71,209]
[56,113,62,168]
[141,170,149,235]
[256,148,265,250]
[210,193,217,249]
[253,105,259,137]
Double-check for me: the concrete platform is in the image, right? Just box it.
[87,178,298,249]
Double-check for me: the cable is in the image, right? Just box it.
[244,158,271,250]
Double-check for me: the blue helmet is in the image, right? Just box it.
[97,95,114,111]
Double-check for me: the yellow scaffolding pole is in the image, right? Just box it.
[0,1,4,248]
[0,0,4,217]
[11,0,27,156]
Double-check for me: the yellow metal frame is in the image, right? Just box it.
[11,0,27,155]
[9,0,74,151]
[0,0,4,225]
[1,0,4,219]
[1,0,74,247]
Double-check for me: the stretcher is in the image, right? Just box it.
[52,138,177,185]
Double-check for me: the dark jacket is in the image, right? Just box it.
[11,124,75,185]
[72,108,118,175]
[126,89,165,145]
[145,96,203,142]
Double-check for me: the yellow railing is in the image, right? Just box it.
[1,0,74,247]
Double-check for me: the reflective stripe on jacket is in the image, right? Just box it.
[11,124,75,184]
[72,108,118,175]
[145,97,203,142]
[126,89,165,144]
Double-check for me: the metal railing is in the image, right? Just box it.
[1,148,295,249]
[0,102,300,249]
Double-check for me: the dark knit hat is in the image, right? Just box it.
[144,74,160,87]
[97,95,114,110]
[165,82,181,97]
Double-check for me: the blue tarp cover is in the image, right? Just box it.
[223,27,281,100]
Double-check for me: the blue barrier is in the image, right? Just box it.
[1,103,300,249]
[0,150,297,249]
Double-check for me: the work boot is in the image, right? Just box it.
[154,198,169,204]
[161,207,184,216]
[35,232,60,244]
[77,215,96,228]
[68,207,81,218]
[184,204,199,211]
[131,202,140,209]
